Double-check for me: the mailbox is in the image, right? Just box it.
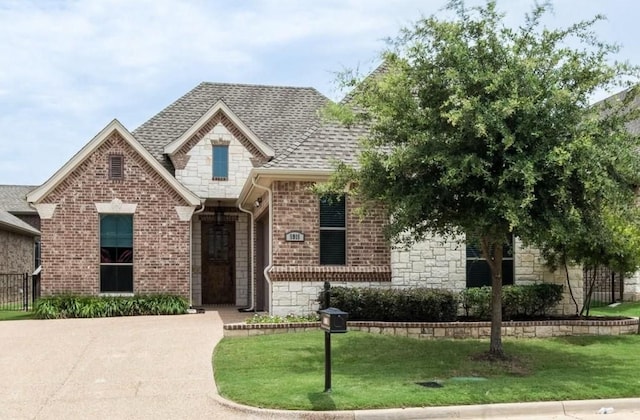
[319,307,348,333]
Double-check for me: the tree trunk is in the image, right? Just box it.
[481,236,505,359]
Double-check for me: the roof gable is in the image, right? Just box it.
[27,120,201,206]
[164,99,274,158]
[0,210,40,236]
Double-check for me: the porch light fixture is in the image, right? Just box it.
[254,197,262,208]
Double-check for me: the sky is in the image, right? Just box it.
[1,0,639,186]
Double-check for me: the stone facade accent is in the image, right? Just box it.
[174,118,261,198]
[391,235,466,292]
[39,132,192,297]
[514,240,584,315]
[623,271,640,301]
[223,318,639,339]
[0,229,35,273]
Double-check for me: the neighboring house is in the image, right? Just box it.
[0,185,41,273]
[25,82,582,315]
[0,210,40,273]
[0,185,41,231]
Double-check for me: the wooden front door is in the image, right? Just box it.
[202,221,235,304]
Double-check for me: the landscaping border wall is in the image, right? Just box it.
[223,318,639,339]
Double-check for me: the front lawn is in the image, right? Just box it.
[214,331,640,410]
[590,302,640,317]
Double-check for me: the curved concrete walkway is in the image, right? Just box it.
[2,309,638,419]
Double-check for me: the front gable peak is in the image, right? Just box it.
[27,119,201,206]
[163,99,275,160]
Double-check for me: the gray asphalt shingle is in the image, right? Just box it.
[132,82,332,171]
[0,185,38,213]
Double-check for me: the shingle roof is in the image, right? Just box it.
[262,121,369,170]
[0,210,40,236]
[133,82,331,170]
[593,86,640,135]
[0,185,37,213]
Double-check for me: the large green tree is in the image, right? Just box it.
[325,0,640,358]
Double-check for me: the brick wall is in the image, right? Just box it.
[269,181,390,282]
[0,229,35,273]
[40,132,192,297]
[266,180,390,315]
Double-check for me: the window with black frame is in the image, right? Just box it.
[100,214,133,292]
[319,195,346,265]
[465,234,514,288]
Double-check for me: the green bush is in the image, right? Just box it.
[460,284,564,320]
[322,287,458,322]
[460,286,492,319]
[34,294,189,319]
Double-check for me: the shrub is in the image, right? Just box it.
[460,286,492,319]
[460,284,564,320]
[34,294,189,319]
[322,287,458,322]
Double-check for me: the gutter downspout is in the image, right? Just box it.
[190,201,206,308]
[251,176,273,314]
[237,202,255,312]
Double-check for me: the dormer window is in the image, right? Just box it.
[212,145,229,180]
[109,154,124,180]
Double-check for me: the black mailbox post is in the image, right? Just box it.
[319,307,348,392]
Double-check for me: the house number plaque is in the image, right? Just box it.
[285,231,305,242]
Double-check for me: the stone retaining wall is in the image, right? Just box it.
[223,318,639,339]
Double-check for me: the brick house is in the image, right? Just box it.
[25,82,585,315]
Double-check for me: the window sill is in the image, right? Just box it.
[99,292,134,297]
[212,177,228,181]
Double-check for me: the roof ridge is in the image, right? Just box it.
[200,81,321,92]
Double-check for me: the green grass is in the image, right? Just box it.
[590,302,640,317]
[214,331,640,410]
[0,310,35,321]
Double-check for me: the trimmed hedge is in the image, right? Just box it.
[461,284,564,320]
[34,294,189,319]
[322,287,459,322]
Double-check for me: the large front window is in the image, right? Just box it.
[465,234,514,288]
[319,195,346,265]
[100,214,133,292]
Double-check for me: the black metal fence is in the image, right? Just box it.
[0,273,40,311]
[583,266,623,308]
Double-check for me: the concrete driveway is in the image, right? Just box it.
[0,310,248,420]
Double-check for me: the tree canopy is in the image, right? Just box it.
[325,0,640,357]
